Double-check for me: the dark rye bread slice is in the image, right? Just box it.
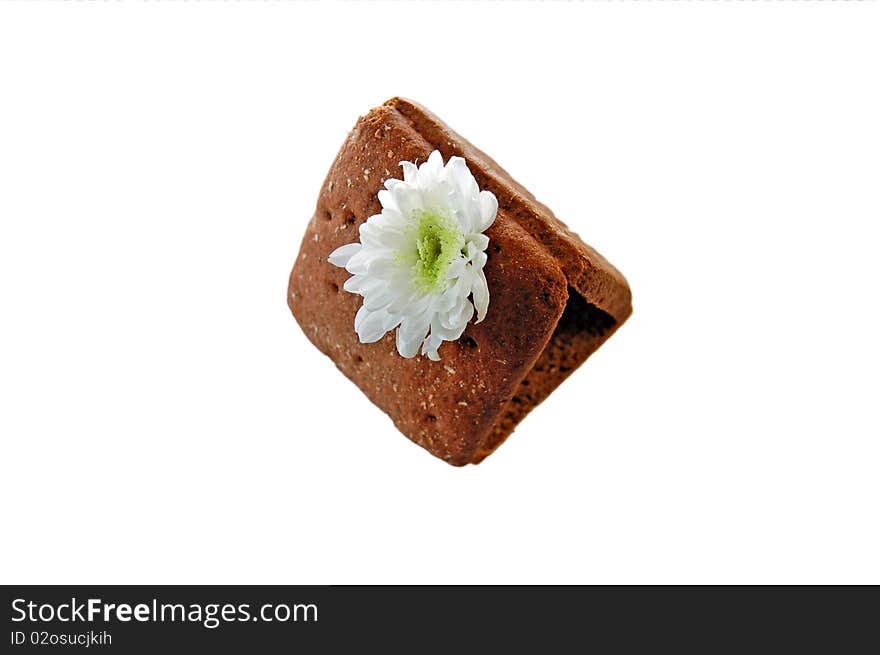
[288,98,631,465]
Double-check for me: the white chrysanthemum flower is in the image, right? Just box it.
[329,150,498,361]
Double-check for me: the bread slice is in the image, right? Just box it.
[288,98,631,465]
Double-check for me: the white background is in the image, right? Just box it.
[1,2,878,585]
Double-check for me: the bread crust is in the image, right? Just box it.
[288,99,631,465]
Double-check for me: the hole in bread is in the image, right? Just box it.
[321,209,332,221]
[341,208,357,225]
[329,281,339,293]
[354,355,364,364]
[461,335,478,349]
[425,414,438,423]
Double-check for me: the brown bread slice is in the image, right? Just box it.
[288,98,631,465]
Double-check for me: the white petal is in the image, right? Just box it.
[472,250,487,270]
[447,272,472,301]
[344,248,373,275]
[391,184,423,218]
[359,221,393,248]
[446,257,467,280]
[363,284,396,311]
[400,160,418,184]
[425,150,444,175]
[396,310,433,359]
[395,326,423,359]
[421,330,444,361]
[357,308,397,343]
[344,274,383,296]
[422,178,451,209]
[398,311,432,346]
[384,177,405,192]
[354,305,369,332]
[433,317,468,342]
[386,287,432,316]
[468,233,490,252]
[378,207,407,230]
[442,296,474,331]
[384,289,417,315]
[366,256,398,278]
[477,190,498,232]
[471,269,489,323]
[448,156,479,200]
[344,274,366,295]
[377,189,396,211]
[328,243,361,268]
[415,155,436,189]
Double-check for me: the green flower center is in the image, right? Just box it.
[411,208,464,294]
